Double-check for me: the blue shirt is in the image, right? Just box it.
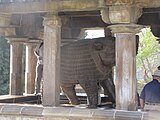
[140,79,160,103]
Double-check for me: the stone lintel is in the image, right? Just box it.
[138,0,160,8]
[0,25,16,28]
[0,0,98,14]
[0,0,160,14]
[105,0,160,8]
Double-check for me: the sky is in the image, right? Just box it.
[85,29,104,39]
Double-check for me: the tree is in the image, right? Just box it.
[0,37,10,95]
[136,28,160,91]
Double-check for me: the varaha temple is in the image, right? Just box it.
[0,0,159,120]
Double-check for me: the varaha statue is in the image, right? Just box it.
[60,36,115,108]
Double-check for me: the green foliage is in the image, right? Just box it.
[137,80,147,93]
[136,28,160,92]
[136,28,160,79]
[137,28,160,67]
[0,37,10,95]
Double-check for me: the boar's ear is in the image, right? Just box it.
[93,42,103,51]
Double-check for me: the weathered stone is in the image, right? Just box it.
[21,106,43,116]
[100,8,111,24]
[1,105,23,114]
[43,15,61,106]
[108,5,142,23]
[43,107,71,116]
[105,0,160,8]
[108,24,142,111]
[0,104,151,120]
[7,38,28,95]
[0,14,11,26]
[106,0,134,5]
[0,0,98,14]
[60,37,115,108]
[24,40,39,94]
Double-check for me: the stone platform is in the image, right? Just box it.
[0,103,150,120]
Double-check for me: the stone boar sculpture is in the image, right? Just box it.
[60,37,115,108]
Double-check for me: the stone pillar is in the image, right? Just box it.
[43,14,61,106]
[100,2,143,111]
[24,40,38,94]
[108,24,142,111]
[7,38,28,95]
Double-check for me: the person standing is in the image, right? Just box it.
[34,41,44,95]
[140,69,160,111]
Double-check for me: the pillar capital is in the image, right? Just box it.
[101,3,142,24]
[6,37,28,44]
[110,5,142,24]
[43,14,61,28]
[108,24,143,34]
[25,39,42,46]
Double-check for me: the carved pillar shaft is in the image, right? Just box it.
[24,41,37,94]
[8,38,28,95]
[43,14,61,106]
[109,24,142,111]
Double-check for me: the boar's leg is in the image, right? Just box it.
[79,80,98,108]
[100,73,115,103]
[61,84,80,105]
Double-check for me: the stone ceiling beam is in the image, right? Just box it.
[139,0,160,8]
[0,0,99,14]
[105,0,160,8]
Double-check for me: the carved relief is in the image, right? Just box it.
[108,5,142,24]
[105,0,153,7]
[43,15,61,28]
[100,8,111,24]
[106,0,134,5]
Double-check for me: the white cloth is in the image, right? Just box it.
[34,42,43,65]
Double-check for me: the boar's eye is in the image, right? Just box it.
[94,42,103,50]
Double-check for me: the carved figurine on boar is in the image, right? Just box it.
[60,36,115,108]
